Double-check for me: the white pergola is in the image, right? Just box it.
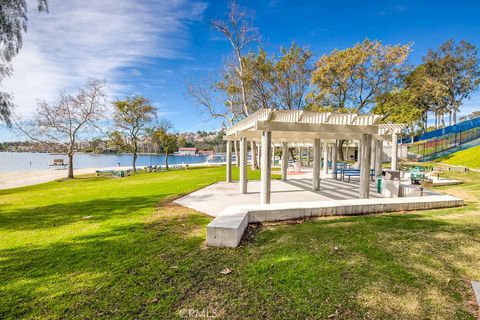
[224,109,406,204]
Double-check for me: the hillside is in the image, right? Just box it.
[439,145,480,169]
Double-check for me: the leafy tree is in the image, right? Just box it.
[373,89,424,142]
[234,43,313,111]
[177,135,188,148]
[310,39,410,160]
[1,0,48,127]
[310,39,410,112]
[272,43,312,110]
[111,96,156,172]
[151,120,177,169]
[242,49,274,110]
[89,137,105,153]
[423,39,480,125]
[17,79,106,178]
[403,64,449,130]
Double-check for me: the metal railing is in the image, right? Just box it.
[407,127,480,161]
[403,116,480,144]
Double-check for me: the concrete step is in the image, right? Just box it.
[206,211,248,247]
[206,195,463,248]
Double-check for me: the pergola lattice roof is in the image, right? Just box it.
[224,109,406,144]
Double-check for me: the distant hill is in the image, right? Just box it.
[439,145,480,169]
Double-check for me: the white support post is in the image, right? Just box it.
[281,142,288,181]
[322,143,329,174]
[359,134,372,199]
[260,131,272,204]
[272,145,275,167]
[257,143,261,168]
[226,140,232,183]
[239,137,248,194]
[312,139,321,191]
[357,141,362,169]
[375,139,383,178]
[391,132,398,171]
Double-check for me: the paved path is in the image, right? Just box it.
[0,167,128,190]
[0,162,221,190]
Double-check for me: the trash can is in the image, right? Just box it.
[376,177,382,193]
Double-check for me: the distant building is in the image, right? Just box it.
[178,147,197,156]
[198,150,214,156]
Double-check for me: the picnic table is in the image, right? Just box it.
[96,169,132,178]
[334,168,375,182]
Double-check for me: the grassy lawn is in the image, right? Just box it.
[438,145,480,169]
[1,166,480,319]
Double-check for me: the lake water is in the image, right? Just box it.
[0,152,218,173]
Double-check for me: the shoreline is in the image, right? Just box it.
[0,162,221,190]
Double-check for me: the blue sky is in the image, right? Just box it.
[2,0,480,141]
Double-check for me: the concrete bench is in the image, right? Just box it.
[206,211,249,247]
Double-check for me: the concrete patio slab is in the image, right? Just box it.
[173,171,464,248]
[174,178,382,217]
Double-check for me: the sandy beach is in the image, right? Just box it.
[0,162,219,190]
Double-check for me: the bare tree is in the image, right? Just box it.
[187,76,242,166]
[211,0,261,169]
[111,96,156,172]
[16,79,107,178]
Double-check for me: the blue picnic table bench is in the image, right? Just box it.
[334,168,376,182]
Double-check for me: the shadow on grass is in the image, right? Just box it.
[242,212,480,318]
[0,202,213,319]
[0,195,169,231]
[1,194,479,318]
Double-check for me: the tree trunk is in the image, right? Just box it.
[441,113,445,128]
[234,140,239,167]
[424,112,428,133]
[67,153,74,179]
[453,109,457,125]
[132,152,137,172]
[165,151,169,170]
[250,141,258,170]
[449,111,452,126]
[338,140,345,161]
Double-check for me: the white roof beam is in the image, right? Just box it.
[255,120,378,135]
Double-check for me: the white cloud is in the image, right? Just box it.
[3,0,207,117]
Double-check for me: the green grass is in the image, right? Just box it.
[438,145,480,169]
[1,166,480,319]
